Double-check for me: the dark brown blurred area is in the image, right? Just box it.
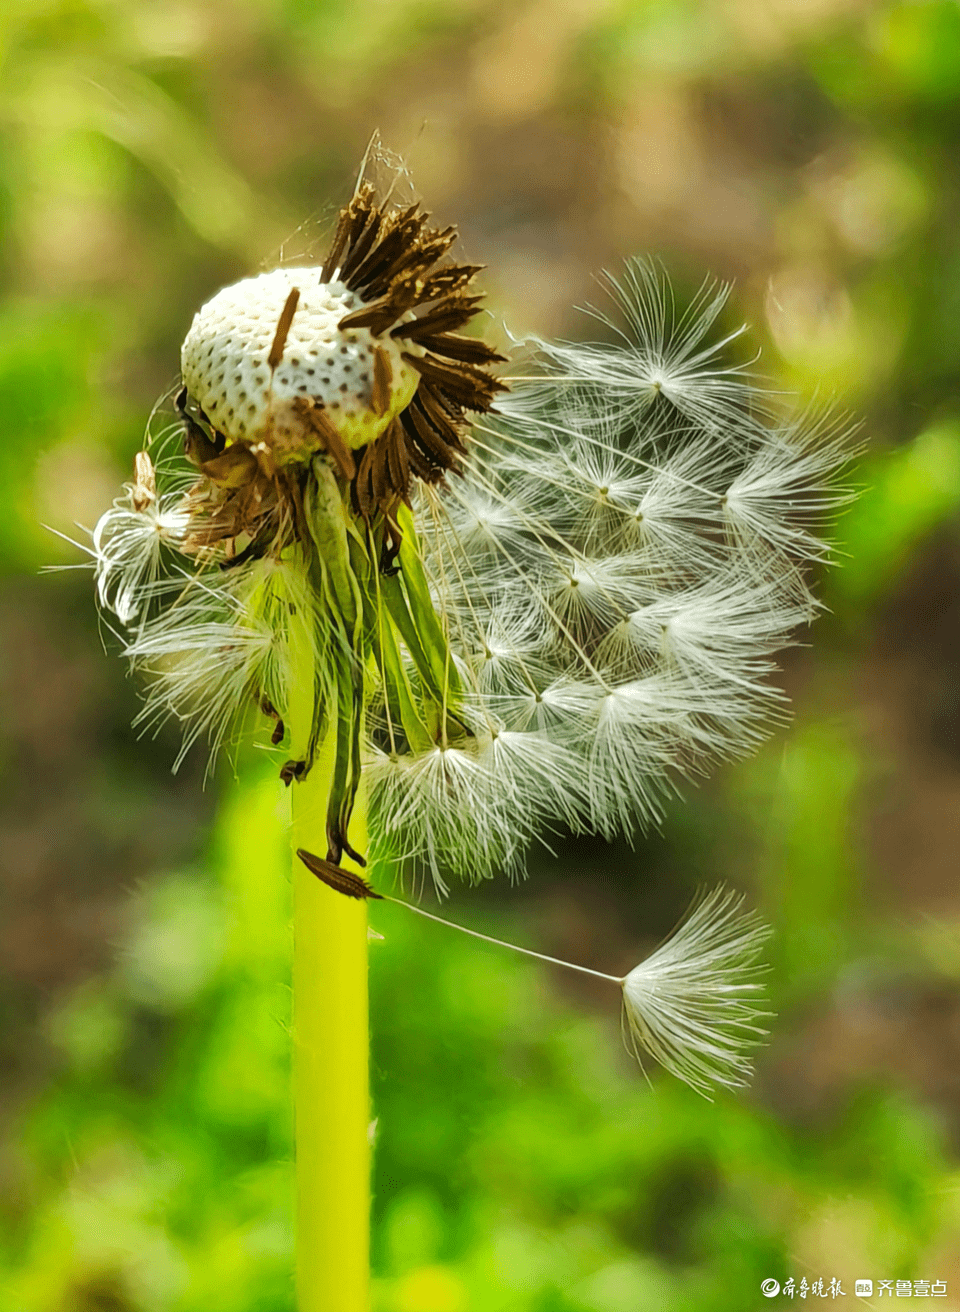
[0,577,216,1115]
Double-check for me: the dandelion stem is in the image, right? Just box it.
[291,620,370,1312]
[382,895,623,985]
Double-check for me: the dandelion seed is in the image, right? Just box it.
[498,261,762,433]
[93,453,191,623]
[620,887,773,1094]
[303,854,771,1096]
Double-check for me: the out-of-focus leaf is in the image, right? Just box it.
[833,424,960,606]
[0,300,109,568]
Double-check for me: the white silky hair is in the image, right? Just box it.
[619,886,773,1095]
[90,259,853,887]
[91,421,200,625]
[123,557,322,774]
[93,488,191,624]
[387,879,773,1095]
[391,264,853,880]
[366,729,581,894]
[498,263,765,433]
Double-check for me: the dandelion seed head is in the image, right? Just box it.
[87,164,852,902]
[83,159,854,1092]
[181,270,421,455]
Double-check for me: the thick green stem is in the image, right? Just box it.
[290,631,370,1312]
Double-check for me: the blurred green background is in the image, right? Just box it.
[2,1,960,1309]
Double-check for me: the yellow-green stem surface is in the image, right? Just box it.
[290,665,370,1310]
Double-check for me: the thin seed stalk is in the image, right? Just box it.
[290,614,370,1312]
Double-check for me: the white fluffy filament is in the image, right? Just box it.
[620,887,772,1095]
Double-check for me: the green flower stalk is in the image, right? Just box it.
[287,608,371,1312]
[88,153,853,1308]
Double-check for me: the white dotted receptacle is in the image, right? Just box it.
[180,268,420,454]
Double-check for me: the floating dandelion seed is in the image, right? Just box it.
[301,857,772,1097]
[89,154,854,1093]
[619,887,773,1094]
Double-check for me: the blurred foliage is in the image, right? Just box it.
[834,423,960,606]
[3,0,960,1309]
[3,765,960,1312]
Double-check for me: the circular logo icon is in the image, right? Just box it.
[761,1279,781,1298]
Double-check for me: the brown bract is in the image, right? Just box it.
[296,848,383,900]
[176,184,507,568]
